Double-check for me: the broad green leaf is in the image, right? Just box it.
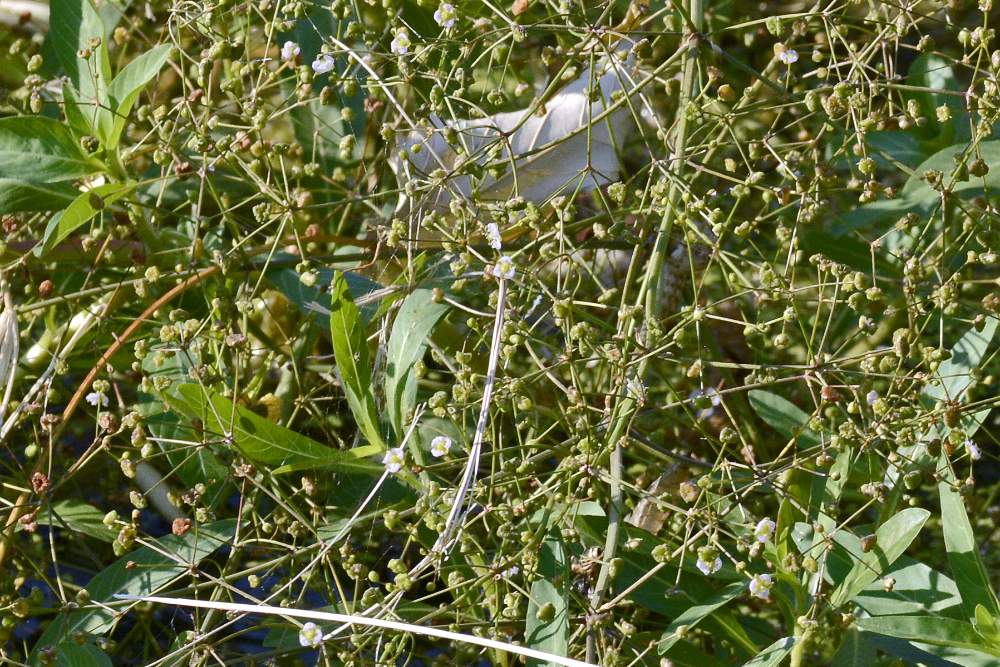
[856,616,1000,657]
[33,519,236,653]
[829,508,930,607]
[170,383,381,473]
[975,605,1000,645]
[329,271,385,449]
[47,0,106,97]
[905,54,964,140]
[0,179,77,214]
[832,628,877,667]
[52,641,113,667]
[35,182,135,257]
[938,453,1000,620]
[102,44,172,148]
[922,317,998,405]
[867,131,927,169]
[747,389,820,446]
[62,82,93,137]
[32,500,114,542]
[902,140,1000,202]
[384,289,449,437]
[0,116,101,182]
[741,637,795,667]
[525,535,569,666]
[659,581,745,653]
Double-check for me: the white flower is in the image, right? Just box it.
[430,435,452,458]
[299,622,323,647]
[696,547,722,575]
[779,49,799,65]
[311,54,335,74]
[434,2,457,29]
[688,387,721,420]
[866,390,879,405]
[494,255,516,280]
[383,447,405,473]
[966,439,982,461]
[748,573,773,600]
[485,222,502,250]
[86,391,109,408]
[754,517,775,544]
[390,29,412,56]
[281,41,300,62]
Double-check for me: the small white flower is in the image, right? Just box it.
[754,517,775,544]
[383,447,405,473]
[494,255,516,280]
[281,40,300,62]
[391,29,412,56]
[748,573,773,600]
[866,390,879,405]
[779,49,799,65]
[298,622,323,648]
[966,439,982,461]
[311,54,335,74]
[434,2,457,29]
[430,435,452,458]
[688,387,721,420]
[485,222,502,250]
[696,547,722,575]
[86,391,109,408]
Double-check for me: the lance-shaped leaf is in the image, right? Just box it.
[384,289,449,437]
[102,43,172,148]
[169,383,381,473]
[35,181,135,256]
[329,271,386,449]
[829,508,930,607]
[856,616,1000,658]
[525,535,570,666]
[32,519,236,652]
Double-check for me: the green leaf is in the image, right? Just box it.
[32,500,114,542]
[905,54,964,138]
[866,131,927,170]
[62,82,93,137]
[902,140,1000,202]
[856,616,1000,657]
[922,317,998,405]
[35,182,134,257]
[170,383,381,473]
[51,641,113,667]
[829,508,930,607]
[525,535,569,666]
[0,116,100,182]
[741,637,796,667]
[747,389,820,447]
[0,179,77,215]
[938,453,1000,620]
[659,582,746,653]
[33,520,236,653]
[102,44,172,148]
[384,289,449,437]
[329,271,385,449]
[975,605,1000,646]
[832,628,877,667]
[47,0,107,97]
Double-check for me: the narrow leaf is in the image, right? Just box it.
[830,508,930,607]
[659,581,745,653]
[35,182,134,256]
[525,535,569,666]
[170,383,381,473]
[747,389,820,446]
[856,616,1000,657]
[32,519,236,653]
[31,500,114,542]
[329,271,385,449]
[741,637,796,667]
[0,178,77,214]
[384,289,449,437]
[103,44,172,148]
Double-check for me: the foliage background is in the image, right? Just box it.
[1,0,1000,665]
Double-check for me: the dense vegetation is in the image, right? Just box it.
[2,0,1000,664]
